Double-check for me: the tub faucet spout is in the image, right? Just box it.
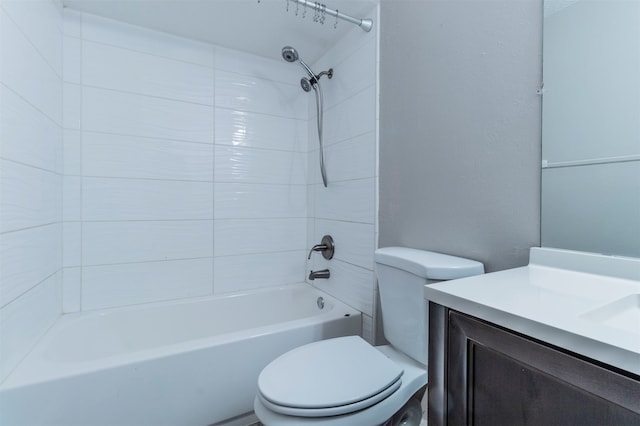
[309,269,330,280]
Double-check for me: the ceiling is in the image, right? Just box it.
[62,0,378,63]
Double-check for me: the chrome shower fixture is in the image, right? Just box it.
[300,77,312,93]
[281,46,331,187]
[281,45,298,62]
[281,46,333,89]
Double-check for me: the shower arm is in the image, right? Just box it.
[299,58,333,85]
[290,0,373,32]
[316,69,333,80]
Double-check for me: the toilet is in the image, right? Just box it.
[254,247,484,426]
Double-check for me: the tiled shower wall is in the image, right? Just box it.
[306,9,379,343]
[0,4,378,381]
[0,0,64,382]
[62,11,310,311]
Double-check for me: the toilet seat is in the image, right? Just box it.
[257,378,402,417]
[257,336,404,417]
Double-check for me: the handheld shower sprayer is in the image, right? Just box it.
[281,46,331,187]
[281,46,333,88]
[300,78,312,93]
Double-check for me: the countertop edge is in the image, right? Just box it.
[424,283,640,377]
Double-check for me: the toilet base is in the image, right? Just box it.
[382,397,423,426]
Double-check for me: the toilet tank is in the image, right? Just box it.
[374,247,484,365]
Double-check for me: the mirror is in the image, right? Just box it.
[541,0,640,258]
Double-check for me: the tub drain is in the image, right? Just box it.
[317,297,325,310]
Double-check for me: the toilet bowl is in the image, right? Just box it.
[255,337,426,425]
[254,247,484,425]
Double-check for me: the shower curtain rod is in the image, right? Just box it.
[290,0,373,32]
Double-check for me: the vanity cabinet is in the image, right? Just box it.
[428,302,640,426]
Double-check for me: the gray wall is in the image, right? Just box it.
[379,0,543,272]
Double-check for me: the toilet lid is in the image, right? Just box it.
[257,336,403,415]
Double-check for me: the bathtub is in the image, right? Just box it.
[0,284,361,426]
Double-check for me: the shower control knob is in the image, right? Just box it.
[307,235,335,260]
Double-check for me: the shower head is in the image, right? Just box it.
[281,46,299,63]
[281,45,316,80]
[300,77,313,92]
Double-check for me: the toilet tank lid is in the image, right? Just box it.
[375,247,484,280]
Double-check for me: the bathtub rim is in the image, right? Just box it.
[1,283,361,390]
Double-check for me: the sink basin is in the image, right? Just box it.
[581,294,640,334]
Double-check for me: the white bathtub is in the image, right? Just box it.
[0,284,361,426]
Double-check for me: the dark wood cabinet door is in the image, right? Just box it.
[428,303,640,426]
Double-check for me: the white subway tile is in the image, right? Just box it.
[313,13,376,75]
[307,88,316,125]
[215,108,307,152]
[54,128,64,174]
[0,160,61,233]
[215,46,301,84]
[0,272,61,382]
[63,222,81,267]
[323,86,376,146]
[307,147,321,186]
[82,86,214,143]
[63,8,82,38]
[82,258,213,310]
[2,0,63,76]
[82,220,213,266]
[63,129,81,176]
[0,223,62,307]
[82,132,213,181]
[213,250,306,294]
[82,177,213,221]
[214,218,306,257]
[315,36,376,110]
[361,314,375,344]
[214,183,306,219]
[63,82,81,130]
[310,258,374,316]
[63,35,81,84]
[306,216,316,252]
[314,219,375,270]
[315,178,375,224]
[0,85,62,173]
[83,41,214,105]
[215,71,306,119]
[307,183,316,215]
[0,0,63,378]
[81,13,214,68]
[0,10,62,125]
[215,145,306,185]
[62,267,81,313]
[63,175,81,222]
[310,131,376,184]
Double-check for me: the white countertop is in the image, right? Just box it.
[424,248,640,376]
